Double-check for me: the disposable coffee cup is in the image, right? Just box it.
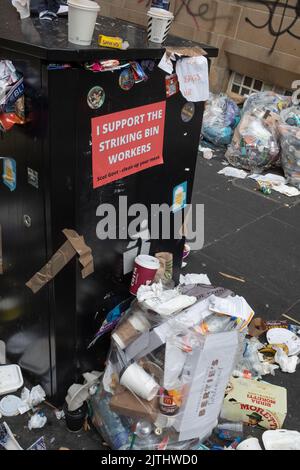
[236,437,262,450]
[67,0,100,46]
[119,362,160,401]
[147,7,174,44]
[112,311,151,349]
[12,0,30,19]
[130,255,160,295]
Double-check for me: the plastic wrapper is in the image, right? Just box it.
[278,123,300,189]
[201,94,240,146]
[243,91,291,115]
[89,280,249,450]
[280,106,300,127]
[225,110,280,172]
[0,60,25,132]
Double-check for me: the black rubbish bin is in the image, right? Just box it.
[0,3,218,403]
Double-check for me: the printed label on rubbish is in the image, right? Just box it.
[92,102,166,188]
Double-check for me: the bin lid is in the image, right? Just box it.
[0,2,218,62]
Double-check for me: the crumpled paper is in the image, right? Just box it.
[137,282,196,316]
[274,348,299,373]
[28,412,47,430]
[179,273,211,286]
[18,385,46,414]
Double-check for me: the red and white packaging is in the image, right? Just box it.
[130,255,160,295]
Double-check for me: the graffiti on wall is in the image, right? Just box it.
[138,0,227,29]
[138,0,300,52]
[243,0,300,53]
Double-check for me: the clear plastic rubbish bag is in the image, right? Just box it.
[278,123,300,189]
[243,91,291,115]
[202,94,240,146]
[225,110,280,172]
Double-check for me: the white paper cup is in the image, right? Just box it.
[237,437,262,450]
[147,8,173,44]
[112,311,151,350]
[68,0,100,46]
[12,0,30,19]
[120,362,160,401]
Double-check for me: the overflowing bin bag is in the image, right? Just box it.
[242,91,291,115]
[225,110,281,172]
[201,94,241,146]
[89,278,255,450]
[278,122,300,189]
[0,60,25,132]
[280,106,300,127]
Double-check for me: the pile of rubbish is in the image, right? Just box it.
[82,272,300,450]
[1,270,300,450]
[201,90,300,189]
[0,60,25,132]
[202,94,241,147]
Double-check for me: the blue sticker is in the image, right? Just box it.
[2,158,16,191]
[172,181,187,213]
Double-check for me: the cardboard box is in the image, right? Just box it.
[109,388,159,423]
[221,377,287,429]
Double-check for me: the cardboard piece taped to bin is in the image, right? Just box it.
[221,377,287,430]
[26,229,94,293]
[110,387,159,423]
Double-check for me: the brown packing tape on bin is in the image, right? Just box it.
[62,229,94,278]
[26,229,94,293]
[165,46,207,59]
[0,225,3,274]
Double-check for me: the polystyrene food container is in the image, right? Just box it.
[0,364,23,395]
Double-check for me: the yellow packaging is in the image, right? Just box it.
[221,377,287,430]
[98,35,123,49]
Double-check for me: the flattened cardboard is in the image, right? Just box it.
[26,229,94,293]
[110,387,159,423]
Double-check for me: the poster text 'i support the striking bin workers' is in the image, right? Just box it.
[92,101,166,188]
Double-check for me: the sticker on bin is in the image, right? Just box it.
[172,181,187,212]
[91,101,166,188]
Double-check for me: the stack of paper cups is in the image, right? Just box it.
[67,0,100,46]
[112,311,151,350]
[147,7,174,44]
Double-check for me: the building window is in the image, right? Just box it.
[228,72,292,97]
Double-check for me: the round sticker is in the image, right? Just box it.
[181,102,195,122]
[119,68,134,91]
[87,86,105,109]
